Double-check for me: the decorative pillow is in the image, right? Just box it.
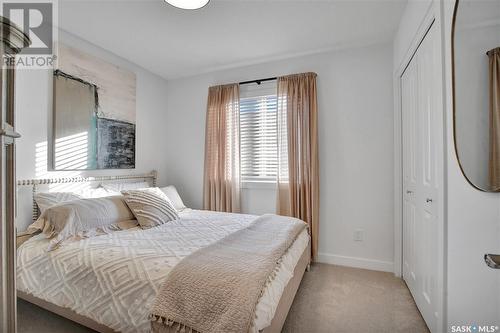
[101,181,150,193]
[159,185,187,211]
[27,195,137,250]
[34,192,83,213]
[121,187,179,229]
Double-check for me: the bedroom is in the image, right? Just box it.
[0,0,498,332]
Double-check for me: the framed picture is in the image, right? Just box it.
[52,43,136,170]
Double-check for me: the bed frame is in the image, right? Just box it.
[16,171,310,333]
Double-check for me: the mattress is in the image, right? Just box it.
[17,209,309,333]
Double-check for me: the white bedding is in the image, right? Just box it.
[17,209,309,333]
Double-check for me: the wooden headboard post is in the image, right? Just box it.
[17,170,158,222]
[152,170,158,187]
[32,183,39,223]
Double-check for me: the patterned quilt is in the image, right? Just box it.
[17,209,309,333]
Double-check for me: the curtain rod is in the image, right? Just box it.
[239,77,277,85]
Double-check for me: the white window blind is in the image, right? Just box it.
[239,80,278,183]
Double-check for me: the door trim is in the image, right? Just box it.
[393,2,446,332]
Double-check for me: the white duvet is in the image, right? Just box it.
[17,209,309,333]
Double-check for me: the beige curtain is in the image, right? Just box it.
[203,84,241,212]
[276,72,320,260]
[488,47,500,190]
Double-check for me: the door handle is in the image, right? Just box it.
[485,254,500,269]
[426,198,433,203]
[406,190,413,194]
[0,125,21,139]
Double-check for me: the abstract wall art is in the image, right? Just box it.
[52,43,136,170]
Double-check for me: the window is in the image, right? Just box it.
[239,80,278,183]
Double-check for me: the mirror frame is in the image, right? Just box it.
[451,0,494,192]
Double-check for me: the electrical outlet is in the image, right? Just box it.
[354,229,364,242]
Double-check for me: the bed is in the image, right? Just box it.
[16,171,310,333]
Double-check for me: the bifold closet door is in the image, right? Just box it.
[401,22,441,332]
[402,46,419,299]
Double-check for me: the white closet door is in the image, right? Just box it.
[402,22,441,332]
[402,54,419,296]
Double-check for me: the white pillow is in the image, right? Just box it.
[101,181,150,193]
[28,195,137,250]
[34,192,83,213]
[77,187,115,199]
[159,185,187,211]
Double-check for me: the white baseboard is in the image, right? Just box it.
[316,253,394,273]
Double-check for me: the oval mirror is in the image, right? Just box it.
[453,0,500,191]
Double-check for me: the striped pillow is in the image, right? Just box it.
[121,187,179,229]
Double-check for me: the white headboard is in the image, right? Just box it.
[16,170,157,227]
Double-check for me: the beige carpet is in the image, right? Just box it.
[18,263,429,333]
[282,264,429,333]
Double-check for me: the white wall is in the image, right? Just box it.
[394,0,500,329]
[165,43,395,272]
[443,0,500,326]
[15,30,170,230]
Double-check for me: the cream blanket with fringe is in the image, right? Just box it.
[150,214,307,333]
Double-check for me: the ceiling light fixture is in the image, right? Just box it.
[165,0,210,10]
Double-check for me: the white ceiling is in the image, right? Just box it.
[58,0,407,80]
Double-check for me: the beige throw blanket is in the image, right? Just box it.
[150,214,307,333]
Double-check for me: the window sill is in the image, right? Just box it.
[241,181,276,190]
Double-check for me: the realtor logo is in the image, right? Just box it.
[451,325,500,333]
[1,0,57,68]
[3,2,53,54]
